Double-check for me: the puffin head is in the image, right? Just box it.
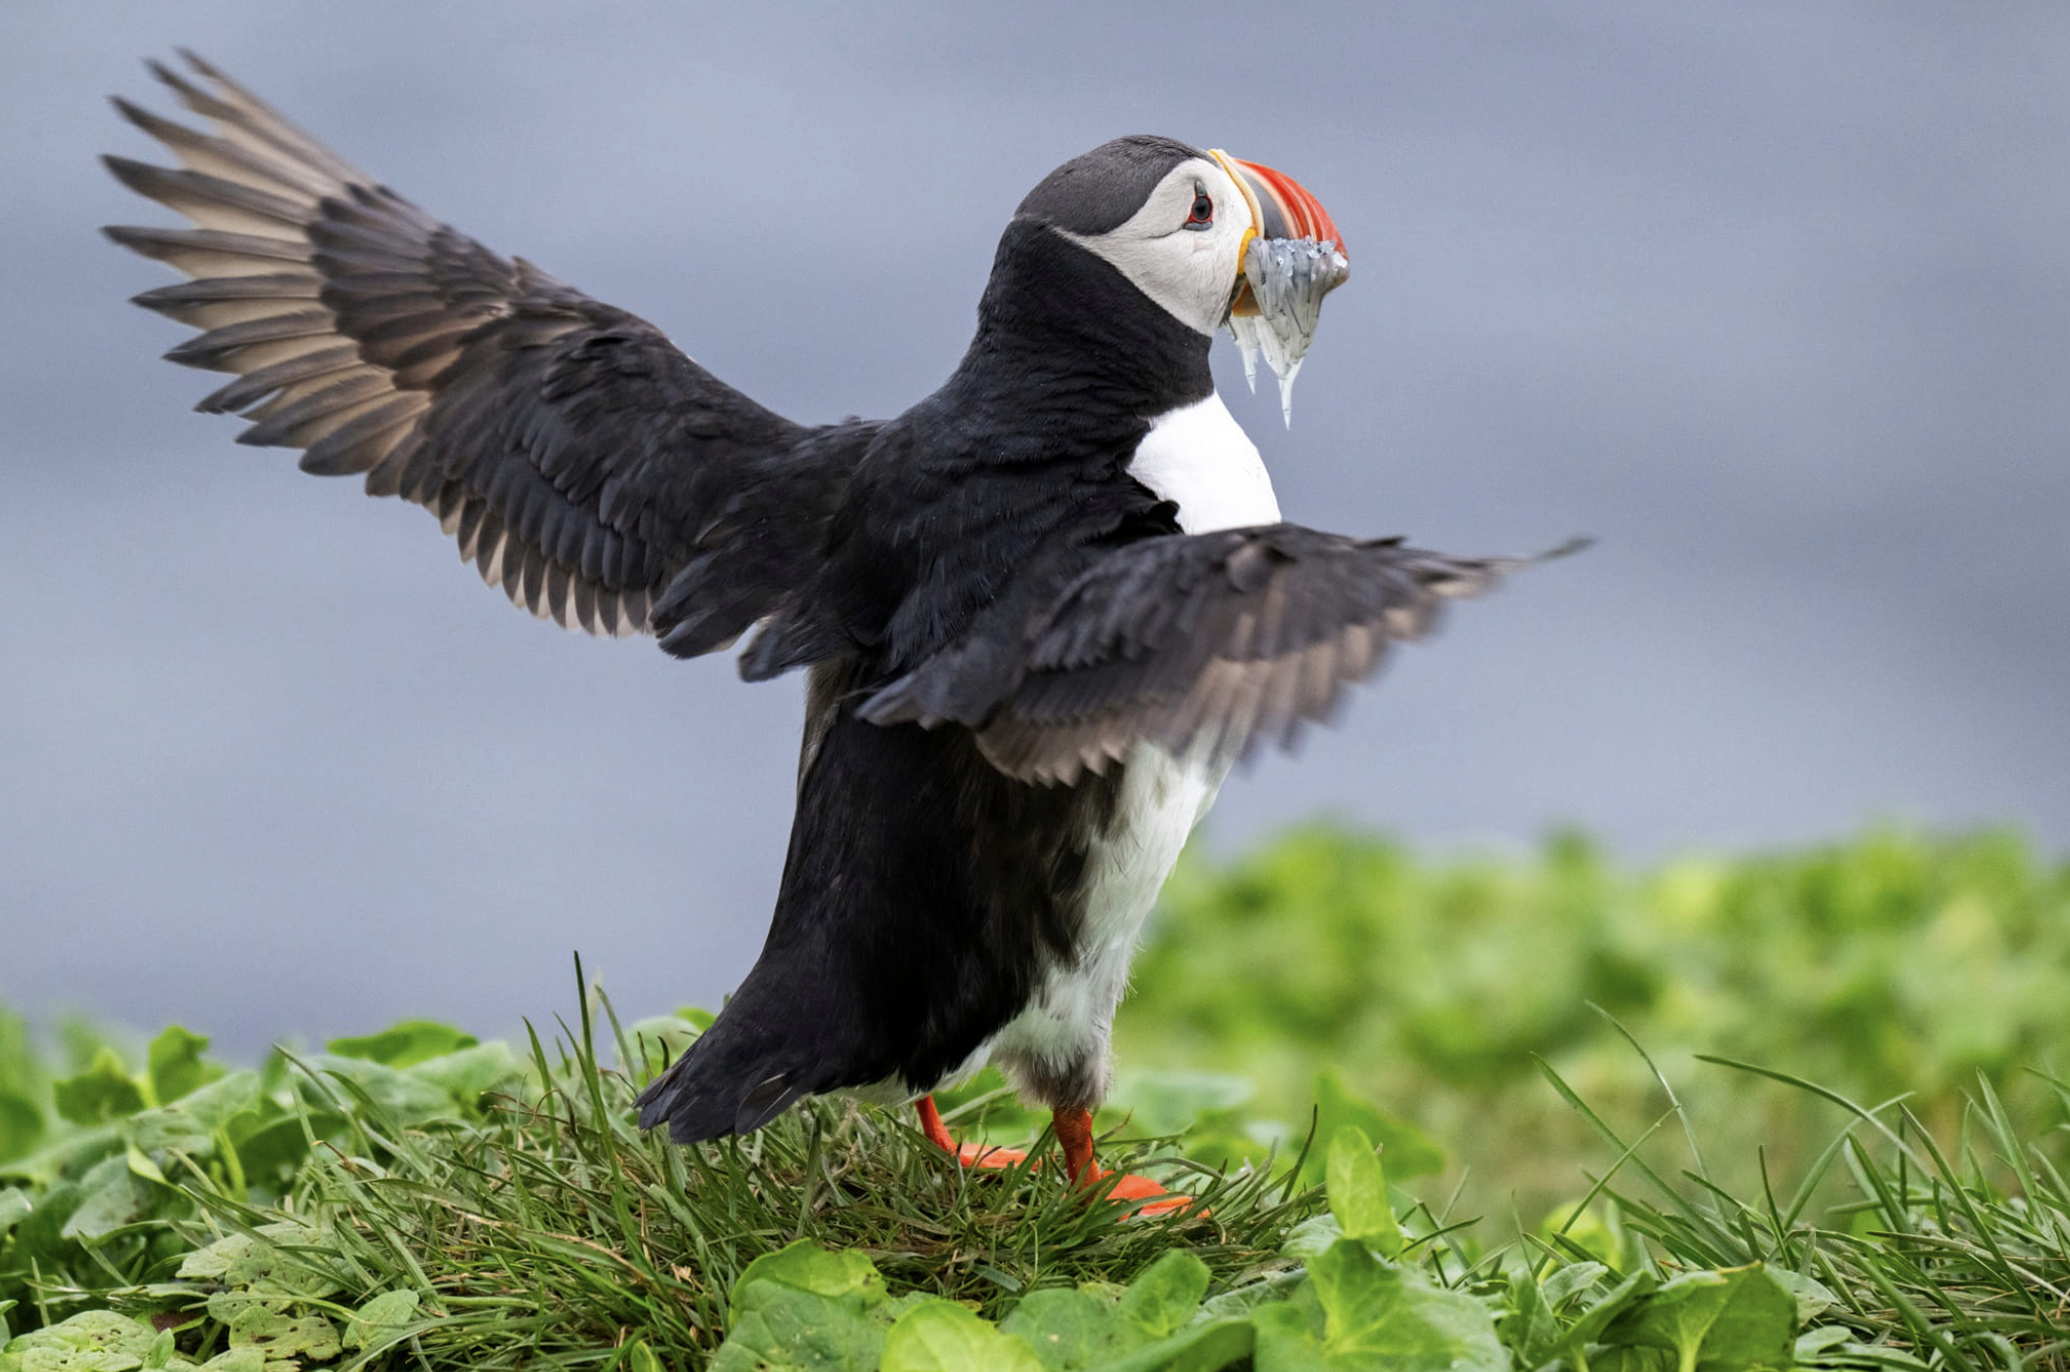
[1013,136,1348,418]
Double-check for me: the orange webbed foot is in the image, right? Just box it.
[953,1140,1030,1169]
[1054,1107,1199,1217]
[1078,1162,1197,1216]
[913,1097,1197,1213]
[917,1095,1029,1170]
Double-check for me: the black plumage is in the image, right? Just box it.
[863,527,1557,786]
[104,54,1562,1156]
[105,55,859,643]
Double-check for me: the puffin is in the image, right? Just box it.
[104,53,1564,1210]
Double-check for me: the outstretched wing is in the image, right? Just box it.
[103,51,861,646]
[861,525,1574,785]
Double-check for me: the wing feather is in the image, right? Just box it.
[106,52,870,646]
[861,525,1578,785]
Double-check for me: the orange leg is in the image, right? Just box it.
[1052,1107,1195,1216]
[915,1094,957,1152]
[1052,1105,1099,1181]
[914,1095,1028,1169]
[915,1096,1192,1215]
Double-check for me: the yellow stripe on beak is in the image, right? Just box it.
[1207,147,1261,269]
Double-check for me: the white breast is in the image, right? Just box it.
[1126,390,1280,533]
[986,744,1227,1102]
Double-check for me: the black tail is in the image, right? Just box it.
[632,1031,793,1144]
[632,978,858,1142]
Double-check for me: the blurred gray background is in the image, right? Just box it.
[5,2,2066,1055]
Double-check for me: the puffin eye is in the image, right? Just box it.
[1183,190,1213,230]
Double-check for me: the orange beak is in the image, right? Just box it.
[1208,150,1347,316]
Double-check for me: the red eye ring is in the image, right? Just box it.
[1184,190,1214,229]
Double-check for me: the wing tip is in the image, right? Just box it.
[99,153,162,198]
[175,47,222,81]
[107,93,156,131]
[1539,534,1595,562]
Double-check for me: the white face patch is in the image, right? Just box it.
[1051,157,1253,337]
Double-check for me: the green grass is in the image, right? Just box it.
[1121,827,2070,1221]
[207,996,1319,1362]
[3,829,2068,1369]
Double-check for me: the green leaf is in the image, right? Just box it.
[0,1088,44,1164]
[177,1230,253,1280]
[405,1042,525,1107]
[344,1290,421,1351]
[1794,1326,1852,1358]
[1102,1071,1253,1137]
[726,1238,886,1331]
[1,1309,160,1363]
[224,1306,340,1361]
[1114,1251,1211,1340]
[710,1241,909,1372]
[1197,1272,1306,1325]
[1556,1270,1656,1355]
[3,1178,81,1272]
[1601,1266,1794,1372]
[1540,1261,1609,1310]
[123,1072,262,1159]
[141,1330,178,1371]
[304,1055,453,1119]
[998,1255,1228,1372]
[1681,1268,1795,1372]
[1257,1239,1507,1372]
[1300,1070,1444,1185]
[711,1280,901,1372]
[998,1288,1130,1370]
[881,1301,1043,1372]
[623,1340,665,1372]
[59,1154,154,1240]
[176,1222,339,1305]
[1251,1294,1326,1372]
[1500,1267,1561,1370]
[324,1020,478,1068]
[124,1143,167,1186]
[229,1109,342,1189]
[1325,1127,1401,1254]
[145,1027,222,1106]
[1000,1308,1254,1372]
[1128,1321,1254,1372]
[0,1123,121,1192]
[1281,1214,1343,1261]
[1766,1267,1836,1324]
[52,1050,145,1126]
[0,1188,30,1240]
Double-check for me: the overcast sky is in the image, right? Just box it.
[5,2,2066,1055]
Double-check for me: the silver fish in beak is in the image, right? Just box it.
[1210,151,1350,425]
